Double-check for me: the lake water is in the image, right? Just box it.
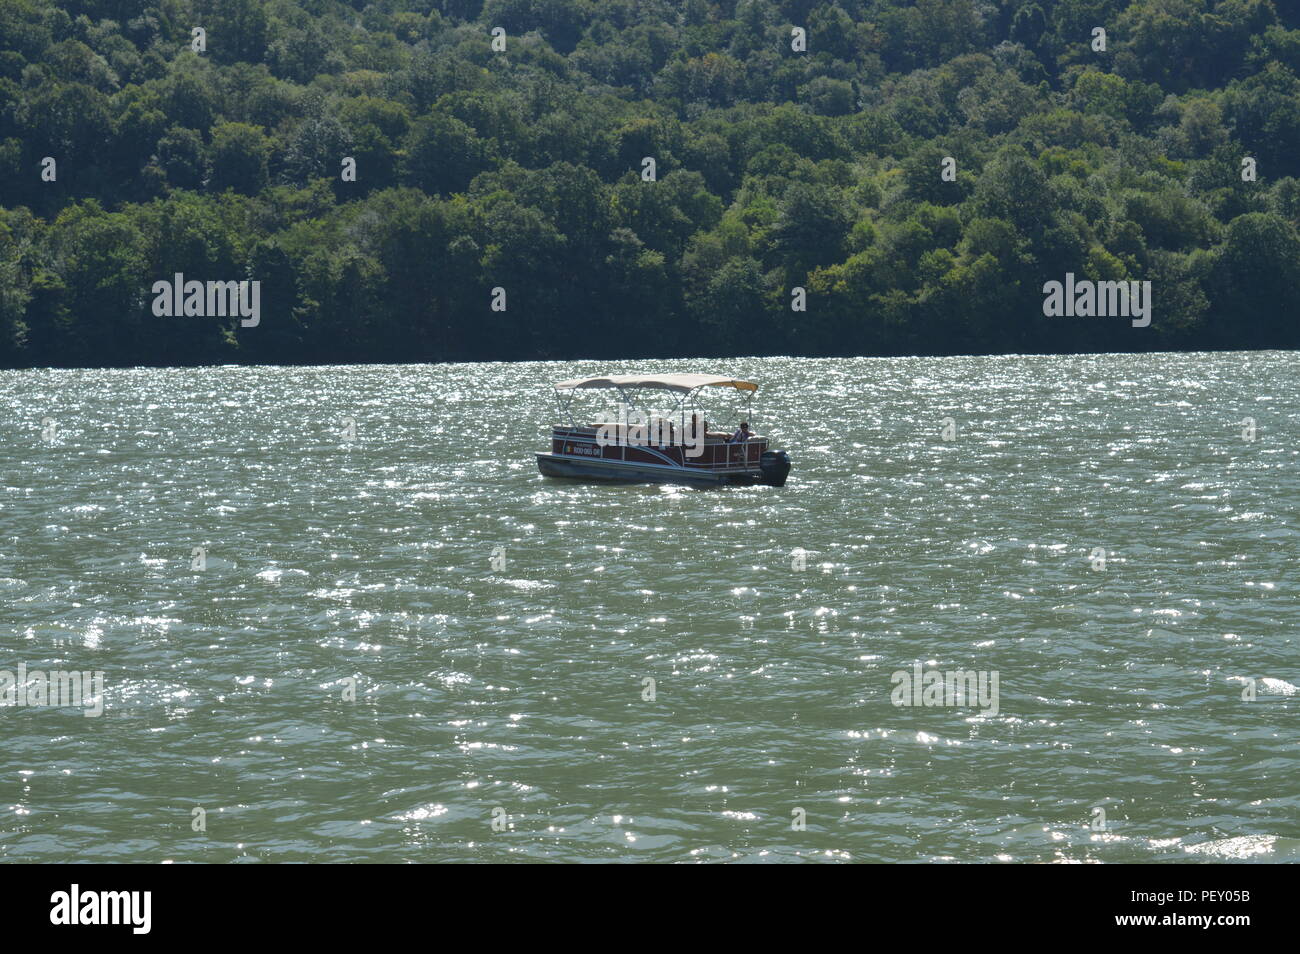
[1,351,1296,862]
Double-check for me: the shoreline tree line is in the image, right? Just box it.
[1,0,1299,368]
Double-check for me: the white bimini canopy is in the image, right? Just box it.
[553,373,758,394]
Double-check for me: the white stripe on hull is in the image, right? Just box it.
[536,453,759,486]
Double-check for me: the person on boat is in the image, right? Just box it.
[688,414,710,439]
[729,422,753,443]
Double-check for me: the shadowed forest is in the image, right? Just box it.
[2,0,1299,367]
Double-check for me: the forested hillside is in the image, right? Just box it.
[2,0,1299,367]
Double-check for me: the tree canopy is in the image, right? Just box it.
[1,0,1298,368]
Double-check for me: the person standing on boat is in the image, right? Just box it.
[729,422,753,443]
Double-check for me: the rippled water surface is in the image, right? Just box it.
[1,352,1296,863]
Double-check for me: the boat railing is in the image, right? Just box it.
[687,436,765,472]
[552,424,765,472]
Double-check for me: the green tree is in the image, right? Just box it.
[402,113,496,197]
[1208,212,1300,348]
[154,126,207,190]
[208,122,270,194]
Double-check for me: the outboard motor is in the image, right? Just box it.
[759,450,791,487]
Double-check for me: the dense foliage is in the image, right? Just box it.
[1,0,1298,367]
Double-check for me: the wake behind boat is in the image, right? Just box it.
[535,373,792,487]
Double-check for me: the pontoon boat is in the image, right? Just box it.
[535,373,792,487]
